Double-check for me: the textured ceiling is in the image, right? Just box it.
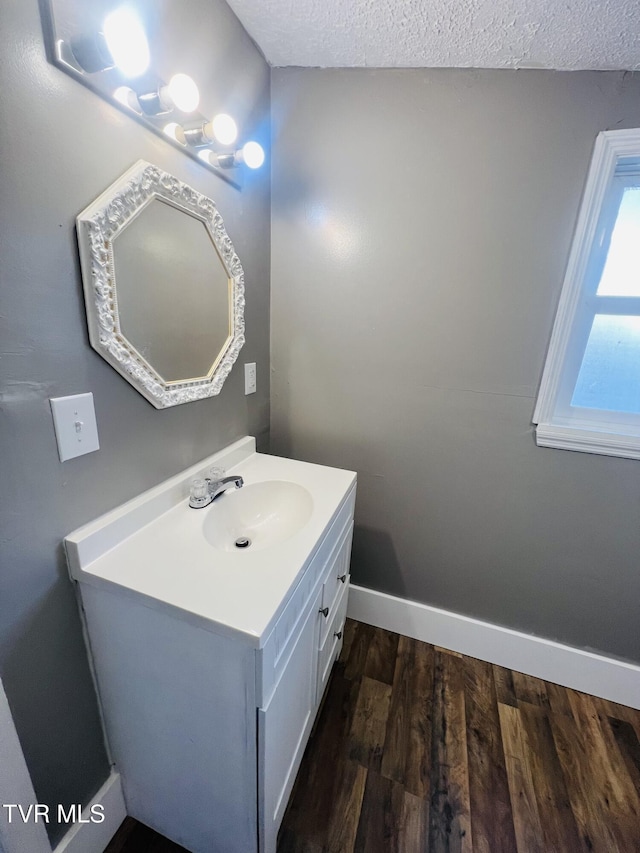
[224,0,640,70]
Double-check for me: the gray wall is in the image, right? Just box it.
[271,68,640,663]
[0,0,269,843]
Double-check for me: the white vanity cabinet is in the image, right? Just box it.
[65,439,356,853]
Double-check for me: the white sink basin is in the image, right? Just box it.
[202,481,313,552]
[65,437,356,645]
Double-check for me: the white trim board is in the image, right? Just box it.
[347,585,640,710]
[52,773,126,853]
[0,675,125,853]
[532,128,640,460]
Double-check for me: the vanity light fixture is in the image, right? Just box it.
[47,0,264,184]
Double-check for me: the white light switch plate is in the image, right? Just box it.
[244,363,257,395]
[50,393,100,461]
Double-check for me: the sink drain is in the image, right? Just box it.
[235,537,251,549]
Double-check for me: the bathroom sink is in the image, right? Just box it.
[65,437,356,644]
[202,480,313,552]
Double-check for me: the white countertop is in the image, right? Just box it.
[65,438,356,647]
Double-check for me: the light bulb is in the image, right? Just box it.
[163,122,186,145]
[133,75,199,117]
[103,6,149,78]
[199,150,235,170]
[167,74,200,113]
[200,144,265,171]
[113,85,142,113]
[210,114,237,146]
[69,32,114,73]
[241,141,265,170]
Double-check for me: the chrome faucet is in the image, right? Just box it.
[189,473,244,509]
[209,474,244,501]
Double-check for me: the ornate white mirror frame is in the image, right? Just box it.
[77,160,245,408]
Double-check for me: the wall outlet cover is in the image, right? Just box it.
[244,363,257,395]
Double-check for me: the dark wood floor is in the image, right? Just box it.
[105,619,640,853]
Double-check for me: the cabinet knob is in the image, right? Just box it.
[319,607,329,618]
[337,574,347,583]
[334,630,343,640]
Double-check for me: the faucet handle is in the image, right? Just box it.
[207,466,225,482]
[189,478,211,509]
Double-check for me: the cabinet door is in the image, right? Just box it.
[258,587,322,853]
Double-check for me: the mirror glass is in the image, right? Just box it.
[113,199,231,382]
[77,160,245,408]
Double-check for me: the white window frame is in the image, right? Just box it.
[534,128,640,460]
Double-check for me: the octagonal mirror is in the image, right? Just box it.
[77,160,245,408]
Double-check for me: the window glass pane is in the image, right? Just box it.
[597,187,640,296]
[571,315,640,413]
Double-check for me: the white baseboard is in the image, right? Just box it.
[347,585,640,710]
[53,772,126,853]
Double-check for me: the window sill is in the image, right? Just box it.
[535,423,640,460]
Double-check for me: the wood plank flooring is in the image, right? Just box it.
[105,619,640,853]
[281,619,640,853]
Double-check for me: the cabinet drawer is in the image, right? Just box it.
[319,521,353,646]
[317,581,348,705]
